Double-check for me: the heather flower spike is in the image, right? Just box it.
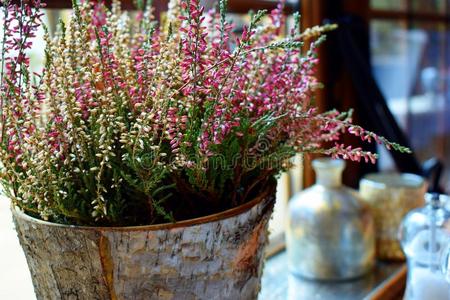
[0,0,410,226]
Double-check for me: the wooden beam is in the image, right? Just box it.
[300,0,327,188]
[227,0,296,14]
[369,9,449,22]
[7,0,296,14]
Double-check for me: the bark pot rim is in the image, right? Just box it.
[11,184,275,232]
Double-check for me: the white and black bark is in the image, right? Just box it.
[12,189,275,300]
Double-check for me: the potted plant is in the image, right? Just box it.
[0,0,409,299]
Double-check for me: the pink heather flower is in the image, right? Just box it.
[329,143,378,164]
[0,0,408,227]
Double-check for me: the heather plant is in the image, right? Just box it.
[0,0,410,226]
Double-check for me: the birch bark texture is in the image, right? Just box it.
[12,189,275,300]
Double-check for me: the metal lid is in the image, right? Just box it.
[424,193,450,210]
[312,158,345,170]
[360,173,425,189]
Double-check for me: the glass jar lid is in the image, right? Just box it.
[399,193,450,265]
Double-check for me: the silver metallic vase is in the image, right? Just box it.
[286,158,375,280]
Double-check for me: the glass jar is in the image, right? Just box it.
[286,158,375,280]
[442,241,450,284]
[360,173,426,260]
[399,193,450,300]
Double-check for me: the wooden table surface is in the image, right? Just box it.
[259,251,406,300]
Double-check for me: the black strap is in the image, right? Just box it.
[335,19,423,175]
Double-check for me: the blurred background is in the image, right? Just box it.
[1,0,449,298]
[298,0,450,193]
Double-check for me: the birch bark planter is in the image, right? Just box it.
[12,186,275,300]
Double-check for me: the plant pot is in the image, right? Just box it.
[12,185,275,300]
